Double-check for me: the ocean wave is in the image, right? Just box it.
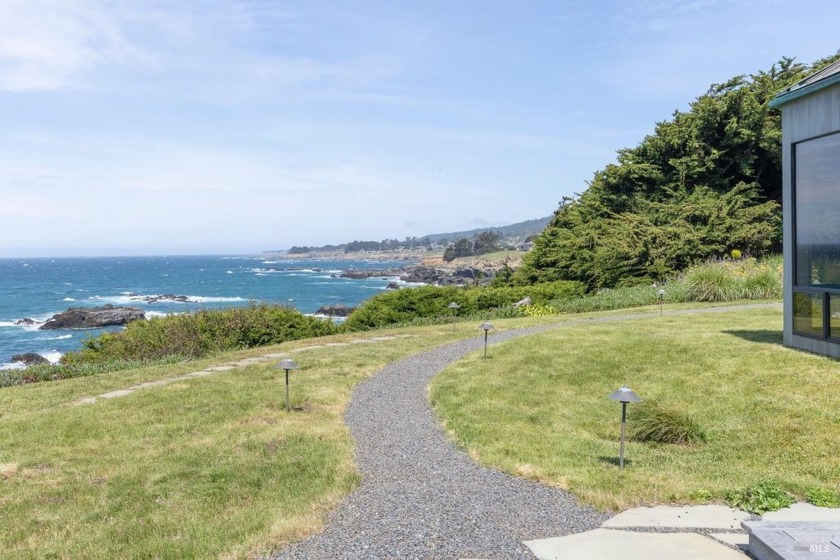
[63,297,76,301]
[307,313,347,323]
[2,351,64,368]
[90,294,248,305]
[43,351,63,364]
[145,311,172,318]
[0,316,49,331]
[0,362,26,371]
[42,334,72,340]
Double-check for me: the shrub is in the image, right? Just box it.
[344,281,583,330]
[523,303,556,317]
[62,304,338,366]
[628,401,707,445]
[551,284,687,314]
[726,481,795,514]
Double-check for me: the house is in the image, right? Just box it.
[771,58,840,357]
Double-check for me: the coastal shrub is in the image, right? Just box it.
[726,481,795,514]
[0,358,185,387]
[62,304,338,365]
[628,401,707,445]
[344,281,583,330]
[551,284,687,314]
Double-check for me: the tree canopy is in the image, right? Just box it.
[515,54,840,290]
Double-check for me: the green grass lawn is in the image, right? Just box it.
[431,305,840,511]
[0,314,573,559]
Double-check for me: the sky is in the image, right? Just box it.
[0,0,838,257]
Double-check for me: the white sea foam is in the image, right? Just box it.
[0,362,26,371]
[43,334,72,340]
[190,296,247,303]
[307,313,347,323]
[145,311,172,318]
[42,351,63,364]
[63,297,76,302]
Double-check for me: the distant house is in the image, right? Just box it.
[771,59,840,357]
[516,242,534,252]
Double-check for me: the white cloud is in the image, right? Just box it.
[0,0,143,91]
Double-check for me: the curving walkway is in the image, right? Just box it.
[272,304,779,559]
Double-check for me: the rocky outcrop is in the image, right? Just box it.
[39,305,146,330]
[138,294,190,303]
[11,353,49,366]
[513,296,532,307]
[14,318,39,326]
[400,265,496,287]
[314,304,355,317]
[386,282,401,290]
[339,269,400,280]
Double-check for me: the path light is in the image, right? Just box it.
[608,386,641,469]
[479,322,493,358]
[658,289,665,316]
[276,358,299,412]
[448,302,460,332]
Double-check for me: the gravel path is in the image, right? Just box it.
[273,304,780,559]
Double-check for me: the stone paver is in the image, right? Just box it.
[710,532,750,550]
[525,529,748,560]
[99,389,134,399]
[602,504,749,529]
[763,503,840,522]
[74,334,419,406]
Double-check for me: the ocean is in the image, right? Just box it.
[0,255,413,369]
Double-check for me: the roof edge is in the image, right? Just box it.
[771,66,840,108]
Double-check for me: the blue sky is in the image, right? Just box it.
[1,0,837,257]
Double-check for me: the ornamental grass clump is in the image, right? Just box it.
[680,256,782,302]
[628,401,707,445]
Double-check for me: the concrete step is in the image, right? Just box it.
[742,521,840,559]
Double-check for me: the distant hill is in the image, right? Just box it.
[276,216,552,254]
[421,217,552,245]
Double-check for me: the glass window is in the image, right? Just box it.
[830,294,840,339]
[793,292,824,337]
[795,133,840,287]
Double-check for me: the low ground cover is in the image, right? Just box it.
[0,314,569,559]
[431,306,840,511]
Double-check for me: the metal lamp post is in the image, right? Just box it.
[608,386,641,469]
[448,302,460,332]
[657,289,665,316]
[479,322,493,357]
[276,358,300,412]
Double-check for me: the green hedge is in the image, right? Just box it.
[62,304,339,366]
[344,281,584,330]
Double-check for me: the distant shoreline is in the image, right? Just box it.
[261,249,432,264]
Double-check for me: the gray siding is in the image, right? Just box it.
[781,85,840,357]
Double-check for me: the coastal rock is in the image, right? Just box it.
[386,282,400,290]
[14,318,39,326]
[400,266,442,284]
[139,294,190,303]
[513,296,532,307]
[11,352,49,366]
[339,269,400,280]
[39,305,146,330]
[314,304,355,317]
[400,265,496,287]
